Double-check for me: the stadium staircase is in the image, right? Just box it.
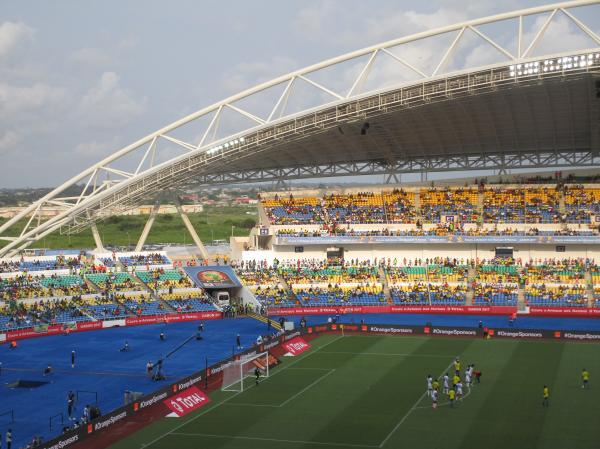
[84,277,102,293]
[246,311,282,330]
[476,191,484,216]
[378,266,392,303]
[585,270,594,307]
[77,306,97,322]
[257,202,270,226]
[413,190,422,219]
[132,273,177,312]
[112,297,137,316]
[558,190,569,232]
[517,283,526,311]
[559,190,566,214]
[276,271,299,304]
[466,266,476,305]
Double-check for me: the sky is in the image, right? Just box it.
[1,0,599,188]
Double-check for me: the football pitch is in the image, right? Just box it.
[112,334,600,449]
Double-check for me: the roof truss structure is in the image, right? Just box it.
[1,0,600,256]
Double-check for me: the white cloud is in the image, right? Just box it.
[73,136,122,157]
[70,47,113,67]
[79,72,148,127]
[290,1,531,62]
[0,130,21,154]
[0,82,69,120]
[292,2,471,49]
[220,57,298,94]
[0,21,34,59]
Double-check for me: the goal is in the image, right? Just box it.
[221,351,270,392]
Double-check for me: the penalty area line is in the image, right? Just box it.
[140,334,345,448]
[320,351,452,358]
[277,369,335,407]
[226,369,336,409]
[171,432,379,448]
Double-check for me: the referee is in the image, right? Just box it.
[71,350,76,368]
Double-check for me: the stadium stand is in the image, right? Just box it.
[0,274,90,300]
[564,186,600,223]
[293,284,385,306]
[474,259,520,306]
[384,189,417,223]
[386,260,468,305]
[137,269,193,289]
[262,185,600,228]
[262,196,324,224]
[87,272,138,292]
[420,187,479,223]
[522,259,589,307]
[159,290,217,312]
[81,296,127,319]
[119,252,171,267]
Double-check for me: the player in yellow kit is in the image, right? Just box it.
[542,385,550,407]
[582,369,590,389]
[448,388,456,408]
[453,373,460,389]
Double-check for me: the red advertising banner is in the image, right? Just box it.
[125,311,222,326]
[3,312,222,342]
[267,305,517,316]
[5,324,63,340]
[282,336,311,356]
[76,321,103,331]
[163,386,210,417]
[529,307,600,317]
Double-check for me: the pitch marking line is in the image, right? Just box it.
[287,367,333,370]
[140,335,345,448]
[171,432,378,448]
[278,368,335,407]
[378,358,456,448]
[227,369,335,408]
[321,351,451,358]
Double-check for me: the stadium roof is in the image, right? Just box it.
[1,0,600,257]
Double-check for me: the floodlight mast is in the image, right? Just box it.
[1,0,599,257]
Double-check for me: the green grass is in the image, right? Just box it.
[0,206,255,250]
[109,334,600,449]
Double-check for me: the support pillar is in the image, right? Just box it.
[135,202,161,252]
[176,203,209,260]
[91,223,104,252]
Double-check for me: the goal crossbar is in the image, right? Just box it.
[221,351,270,392]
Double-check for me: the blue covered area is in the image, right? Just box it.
[0,317,269,448]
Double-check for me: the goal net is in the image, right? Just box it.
[221,351,270,392]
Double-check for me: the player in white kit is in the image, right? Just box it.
[427,375,433,397]
[456,381,464,401]
[443,373,450,394]
[431,388,438,409]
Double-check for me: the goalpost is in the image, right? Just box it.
[221,351,270,392]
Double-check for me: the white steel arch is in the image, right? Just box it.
[1,0,600,257]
